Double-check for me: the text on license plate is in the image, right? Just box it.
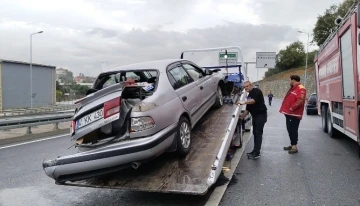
[76,109,103,129]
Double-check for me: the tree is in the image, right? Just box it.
[338,0,359,16]
[312,4,338,47]
[56,90,63,102]
[307,50,318,66]
[264,41,311,78]
[312,0,359,47]
[275,41,306,71]
[71,84,90,96]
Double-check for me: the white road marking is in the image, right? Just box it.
[0,134,68,150]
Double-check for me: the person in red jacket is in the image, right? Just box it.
[279,75,306,154]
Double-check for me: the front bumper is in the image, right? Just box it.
[43,122,178,183]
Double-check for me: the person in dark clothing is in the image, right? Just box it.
[268,92,274,106]
[237,81,267,159]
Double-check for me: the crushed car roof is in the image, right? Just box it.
[104,59,185,73]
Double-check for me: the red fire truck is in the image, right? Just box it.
[314,2,360,157]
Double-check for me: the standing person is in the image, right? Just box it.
[268,91,274,106]
[279,75,307,154]
[237,81,267,159]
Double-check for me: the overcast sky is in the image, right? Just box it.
[0,0,343,82]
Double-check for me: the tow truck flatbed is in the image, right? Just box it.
[59,94,244,195]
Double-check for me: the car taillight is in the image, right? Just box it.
[104,97,121,119]
[71,120,76,134]
[130,117,155,132]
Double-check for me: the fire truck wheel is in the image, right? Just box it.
[327,106,338,138]
[321,105,328,133]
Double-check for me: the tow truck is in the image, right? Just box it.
[49,46,253,195]
[314,2,360,157]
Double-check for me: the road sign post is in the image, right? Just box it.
[255,52,276,87]
[256,52,276,68]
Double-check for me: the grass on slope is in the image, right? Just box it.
[261,66,315,82]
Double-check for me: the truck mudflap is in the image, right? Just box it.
[59,93,246,195]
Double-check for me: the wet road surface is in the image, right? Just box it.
[220,98,360,206]
[1,98,359,206]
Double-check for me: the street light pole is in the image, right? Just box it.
[298,30,309,89]
[30,31,43,108]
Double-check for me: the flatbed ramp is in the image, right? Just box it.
[61,97,244,195]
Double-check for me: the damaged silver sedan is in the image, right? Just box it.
[42,59,226,183]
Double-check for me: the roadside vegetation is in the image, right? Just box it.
[265,0,358,78]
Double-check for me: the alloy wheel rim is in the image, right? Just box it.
[180,122,191,148]
[218,88,223,105]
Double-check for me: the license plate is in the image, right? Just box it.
[76,108,103,129]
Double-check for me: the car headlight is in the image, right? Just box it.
[132,102,156,112]
[130,117,155,132]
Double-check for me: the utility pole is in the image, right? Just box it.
[30,30,43,108]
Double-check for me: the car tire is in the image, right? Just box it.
[327,106,338,138]
[213,85,223,108]
[176,116,191,157]
[321,105,328,133]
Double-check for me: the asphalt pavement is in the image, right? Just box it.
[0,98,359,206]
[220,98,360,206]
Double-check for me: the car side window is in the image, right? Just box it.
[168,65,193,89]
[182,63,204,81]
[167,73,179,90]
[103,74,118,88]
[126,72,140,81]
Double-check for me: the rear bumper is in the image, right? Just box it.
[43,122,178,182]
[306,105,318,111]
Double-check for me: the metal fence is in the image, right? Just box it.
[0,112,73,135]
[0,105,75,118]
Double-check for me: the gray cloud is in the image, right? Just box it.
[86,28,118,38]
[0,21,298,79]
[256,0,343,30]
[0,0,340,82]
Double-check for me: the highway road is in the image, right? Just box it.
[1,98,360,206]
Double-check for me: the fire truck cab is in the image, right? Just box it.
[314,2,360,157]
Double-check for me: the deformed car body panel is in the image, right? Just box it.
[58,97,242,195]
[42,59,227,188]
[43,121,178,183]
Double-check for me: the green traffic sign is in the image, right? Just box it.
[219,53,237,58]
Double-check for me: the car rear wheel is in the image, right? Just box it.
[213,85,223,108]
[176,116,191,157]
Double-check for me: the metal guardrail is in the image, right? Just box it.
[0,112,73,135]
[0,105,76,117]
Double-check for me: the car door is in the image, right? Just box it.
[167,64,202,124]
[181,63,215,114]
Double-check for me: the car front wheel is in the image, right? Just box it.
[176,116,191,157]
[213,85,223,108]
